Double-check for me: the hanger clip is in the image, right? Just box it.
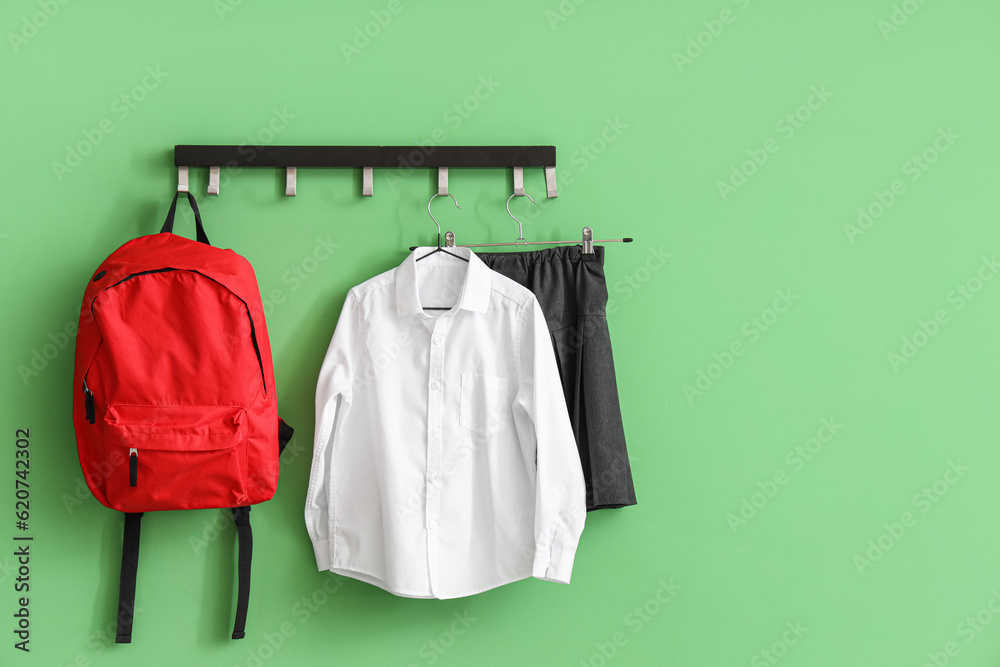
[177,166,189,193]
[582,226,594,255]
[544,166,557,198]
[285,167,297,196]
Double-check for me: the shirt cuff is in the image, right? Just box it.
[531,547,576,584]
[313,539,331,571]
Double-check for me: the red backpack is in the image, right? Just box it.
[72,192,292,643]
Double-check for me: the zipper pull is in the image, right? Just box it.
[129,448,137,488]
[83,379,95,424]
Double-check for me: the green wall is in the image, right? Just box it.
[2,1,1000,665]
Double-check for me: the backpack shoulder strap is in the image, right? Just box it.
[115,507,253,643]
[116,512,143,644]
[231,506,253,640]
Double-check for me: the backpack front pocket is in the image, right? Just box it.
[102,404,248,511]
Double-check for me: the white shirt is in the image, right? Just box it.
[305,247,586,599]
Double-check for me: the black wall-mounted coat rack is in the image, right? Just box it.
[173,145,558,199]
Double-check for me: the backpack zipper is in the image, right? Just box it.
[82,377,95,424]
[129,448,137,487]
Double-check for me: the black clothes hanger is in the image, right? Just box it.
[416,193,469,264]
[415,192,468,311]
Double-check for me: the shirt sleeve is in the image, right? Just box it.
[514,298,587,584]
[304,289,359,571]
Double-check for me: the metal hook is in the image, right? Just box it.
[428,193,461,248]
[506,191,537,245]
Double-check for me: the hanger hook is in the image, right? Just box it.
[506,192,537,244]
[427,193,461,247]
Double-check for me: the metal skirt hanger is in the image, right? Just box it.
[459,226,632,253]
[454,183,632,254]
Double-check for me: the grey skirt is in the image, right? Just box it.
[476,245,636,510]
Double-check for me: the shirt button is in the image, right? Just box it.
[433,336,443,345]
[431,381,440,390]
[428,520,438,530]
[429,471,441,484]
[431,427,440,437]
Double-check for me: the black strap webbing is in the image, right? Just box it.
[160,191,210,245]
[231,506,253,640]
[278,418,294,455]
[115,512,143,644]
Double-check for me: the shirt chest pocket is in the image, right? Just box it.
[459,373,509,436]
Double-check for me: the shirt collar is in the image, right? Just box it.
[395,247,491,317]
